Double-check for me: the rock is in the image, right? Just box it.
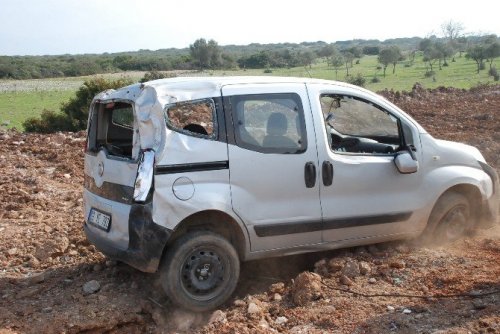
[247,302,261,314]
[258,318,269,329]
[472,300,487,310]
[339,275,353,286]
[275,316,288,325]
[105,260,117,267]
[314,259,328,276]
[42,307,52,313]
[389,260,405,269]
[233,299,246,307]
[35,237,69,261]
[327,258,344,273]
[63,173,71,179]
[93,264,102,272]
[82,280,100,295]
[387,305,395,312]
[16,286,43,299]
[269,282,285,294]
[402,308,412,314]
[291,272,323,306]
[208,310,227,324]
[7,248,18,256]
[27,272,46,285]
[273,293,282,301]
[368,277,377,284]
[341,260,360,278]
[259,318,269,329]
[358,261,371,275]
[130,281,138,289]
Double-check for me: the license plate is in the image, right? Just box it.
[88,208,111,232]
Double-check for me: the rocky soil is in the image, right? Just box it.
[0,84,499,333]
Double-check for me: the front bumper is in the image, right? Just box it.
[477,167,500,228]
[85,203,172,273]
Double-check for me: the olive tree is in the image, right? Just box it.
[378,46,402,77]
[189,38,222,70]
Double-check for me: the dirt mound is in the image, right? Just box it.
[1,85,499,333]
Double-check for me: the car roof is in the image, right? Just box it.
[94,76,374,103]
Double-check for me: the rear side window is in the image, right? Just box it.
[230,93,307,154]
[111,107,134,128]
[165,99,216,138]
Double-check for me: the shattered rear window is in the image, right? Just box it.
[165,99,216,138]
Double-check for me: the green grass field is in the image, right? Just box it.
[0,55,498,131]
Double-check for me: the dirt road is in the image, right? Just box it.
[1,84,499,333]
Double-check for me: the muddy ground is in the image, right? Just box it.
[0,84,499,334]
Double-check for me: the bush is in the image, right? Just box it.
[263,68,273,73]
[346,73,366,87]
[23,109,72,133]
[140,70,175,83]
[24,77,133,133]
[371,76,381,83]
[424,71,435,78]
[488,67,498,77]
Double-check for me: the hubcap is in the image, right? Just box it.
[181,249,225,299]
[442,205,467,240]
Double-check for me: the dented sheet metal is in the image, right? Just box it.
[133,150,155,202]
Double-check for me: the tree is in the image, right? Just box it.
[435,41,454,69]
[378,46,402,77]
[423,44,442,73]
[189,38,222,70]
[342,51,354,76]
[330,54,344,79]
[485,42,500,70]
[466,45,486,73]
[441,20,464,62]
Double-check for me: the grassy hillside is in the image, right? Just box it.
[0,55,498,130]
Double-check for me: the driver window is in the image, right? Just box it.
[320,94,401,155]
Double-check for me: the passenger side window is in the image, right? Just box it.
[320,94,401,154]
[165,99,216,138]
[230,93,307,154]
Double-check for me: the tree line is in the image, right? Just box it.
[1,26,498,82]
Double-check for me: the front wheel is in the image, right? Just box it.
[160,231,240,312]
[424,192,471,244]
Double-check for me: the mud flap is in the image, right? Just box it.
[134,150,155,202]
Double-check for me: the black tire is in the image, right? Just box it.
[160,231,240,312]
[424,192,471,245]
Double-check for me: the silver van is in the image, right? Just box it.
[83,77,498,311]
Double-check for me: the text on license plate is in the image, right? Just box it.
[88,208,111,232]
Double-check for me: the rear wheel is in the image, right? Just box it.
[160,231,240,312]
[424,192,471,244]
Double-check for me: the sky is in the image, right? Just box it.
[1,0,499,56]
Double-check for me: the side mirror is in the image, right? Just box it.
[394,151,418,174]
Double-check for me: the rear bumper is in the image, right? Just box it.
[85,202,172,273]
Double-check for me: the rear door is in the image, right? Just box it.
[222,83,322,251]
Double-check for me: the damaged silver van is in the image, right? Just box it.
[84,77,499,311]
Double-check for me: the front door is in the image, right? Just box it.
[307,84,424,243]
[222,83,322,251]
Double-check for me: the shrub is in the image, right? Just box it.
[424,70,435,78]
[23,109,72,133]
[371,76,381,83]
[346,73,366,87]
[263,68,273,73]
[24,77,133,133]
[140,70,175,83]
[488,67,498,78]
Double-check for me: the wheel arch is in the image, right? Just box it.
[163,210,249,261]
[432,183,482,227]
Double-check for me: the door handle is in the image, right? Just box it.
[304,162,316,188]
[322,161,334,186]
